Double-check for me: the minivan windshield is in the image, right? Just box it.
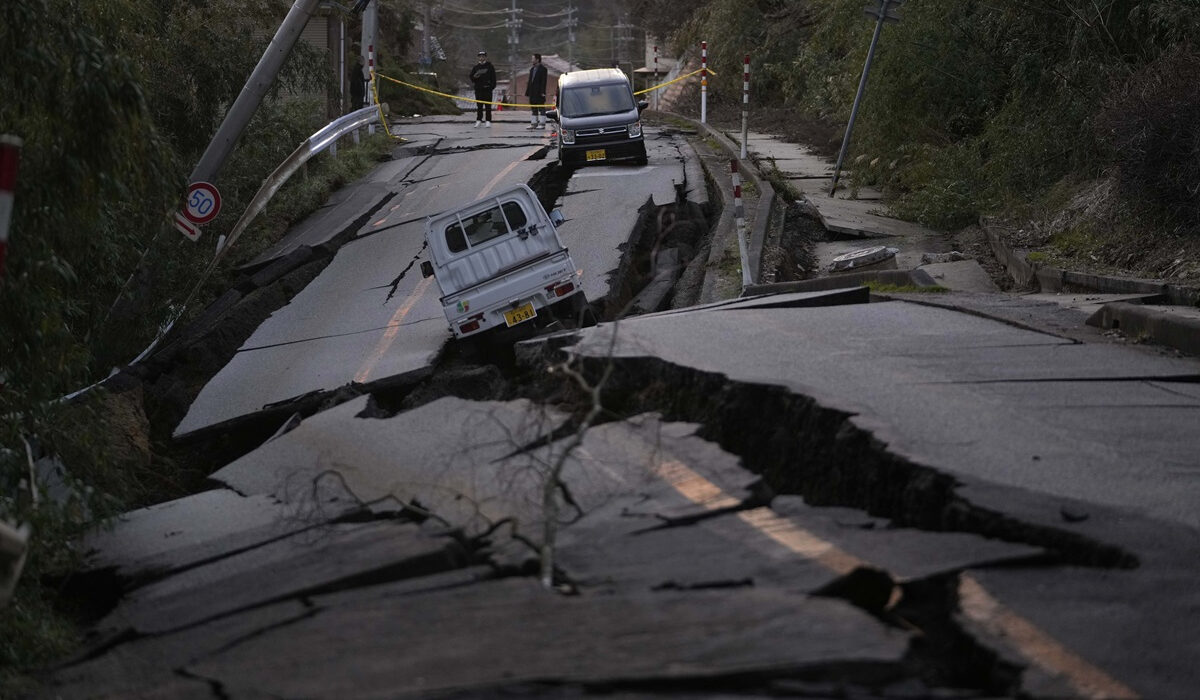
[560,84,635,118]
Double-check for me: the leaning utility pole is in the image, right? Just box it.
[189,0,323,187]
[829,0,903,195]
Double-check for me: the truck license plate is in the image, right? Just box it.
[503,302,537,327]
[585,149,606,161]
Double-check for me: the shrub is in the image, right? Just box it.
[1096,47,1200,234]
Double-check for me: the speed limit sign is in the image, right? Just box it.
[184,181,222,225]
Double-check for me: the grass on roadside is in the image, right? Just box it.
[0,131,399,696]
[228,131,397,270]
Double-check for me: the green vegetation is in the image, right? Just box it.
[0,0,418,686]
[655,0,1200,273]
[866,282,950,294]
[376,61,463,116]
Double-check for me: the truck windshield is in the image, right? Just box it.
[560,84,635,118]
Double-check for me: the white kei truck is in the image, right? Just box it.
[420,184,589,341]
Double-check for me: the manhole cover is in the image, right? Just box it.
[830,246,898,272]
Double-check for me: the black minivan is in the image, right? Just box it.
[546,68,649,167]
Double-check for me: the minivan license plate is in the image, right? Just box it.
[586,149,606,161]
[503,302,537,327]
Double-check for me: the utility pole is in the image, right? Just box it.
[507,0,522,98]
[566,1,576,70]
[829,0,903,195]
[190,0,323,188]
[421,1,431,69]
[362,0,378,134]
[613,11,633,73]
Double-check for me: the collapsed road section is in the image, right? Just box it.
[61,122,1200,697]
[140,131,712,476]
[57,283,1200,698]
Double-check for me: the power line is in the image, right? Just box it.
[440,3,512,16]
[439,20,508,29]
[523,20,572,31]
[521,8,570,18]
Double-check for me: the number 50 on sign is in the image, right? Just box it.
[184,181,222,225]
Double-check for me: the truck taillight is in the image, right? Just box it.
[459,313,484,335]
[545,281,575,297]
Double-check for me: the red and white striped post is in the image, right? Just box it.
[740,54,750,159]
[653,45,659,111]
[367,44,376,135]
[731,159,751,286]
[700,41,708,124]
[0,135,20,280]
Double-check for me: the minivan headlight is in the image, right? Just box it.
[561,129,575,145]
[627,121,642,138]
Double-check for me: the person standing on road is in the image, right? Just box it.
[349,54,367,110]
[525,53,548,130]
[469,50,496,127]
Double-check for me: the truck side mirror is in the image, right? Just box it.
[420,260,433,278]
[550,209,565,227]
[545,109,559,122]
[637,100,649,112]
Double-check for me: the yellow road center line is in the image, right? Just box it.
[654,460,863,575]
[479,154,532,199]
[653,458,1137,699]
[959,576,1138,699]
[353,276,433,383]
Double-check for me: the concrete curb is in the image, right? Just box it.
[985,225,1200,355]
[1087,302,1200,356]
[699,123,776,286]
[664,114,777,290]
[698,174,736,305]
[743,269,938,297]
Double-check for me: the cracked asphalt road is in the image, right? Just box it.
[52,117,1200,699]
[173,118,688,438]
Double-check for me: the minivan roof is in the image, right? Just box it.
[558,68,629,88]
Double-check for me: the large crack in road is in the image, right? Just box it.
[60,130,1174,698]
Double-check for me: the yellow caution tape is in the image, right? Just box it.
[635,67,718,96]
[369,73,404,140]
[374,67,720,110]
[375,73,555,109]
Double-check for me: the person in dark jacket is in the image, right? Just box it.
[469,50,497,127]
[525,53,548,130]
[349,55,367,110]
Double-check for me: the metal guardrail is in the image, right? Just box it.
[214,104,384,262]
[115,105,388,370]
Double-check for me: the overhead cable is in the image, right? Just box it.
[440,3,512,16]
[438,20,508,30]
